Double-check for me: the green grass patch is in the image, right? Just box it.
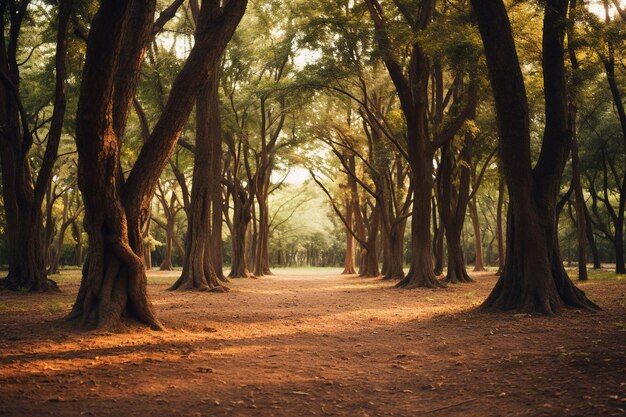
[567,268,626,282]
[43,300,66,314]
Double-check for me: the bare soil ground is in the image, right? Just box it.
[0,270,625,417]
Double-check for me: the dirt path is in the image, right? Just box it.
[0,270,624,416]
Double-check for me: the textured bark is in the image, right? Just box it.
[440,140,473,284]
[171,72,227,291]
[472,0,597,313]
[227,178,254,278]
[69,0,246,329]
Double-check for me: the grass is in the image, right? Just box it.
[43,300,66,314]
[566,267,626,282]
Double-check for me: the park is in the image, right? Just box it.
[0,0,625,415]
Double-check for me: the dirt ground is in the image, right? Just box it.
[0,269,624,417]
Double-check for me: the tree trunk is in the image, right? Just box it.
[383,218,406,279]
[397,163,445,288]
[432,196,444,276]
[569,104,588,280]
[469,198,485,272]
[228,184,253,278]
[253,172,273,276]
[341,189,356,274]
[72,221,83,266]
[0,0,72,292]
[440,140,473,284]
[359,203,380,277]
[69,0,246,329]
[600,1,626,274]
[171,73,227,292]
[209,107,226,281]
[496,176,506,275]
[472,0,597,313]
[159,205,174,270]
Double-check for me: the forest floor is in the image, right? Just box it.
[0,268,625,417]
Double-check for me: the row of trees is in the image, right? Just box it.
[0,0,624,328]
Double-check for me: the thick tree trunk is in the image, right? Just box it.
[397,164,445,288]
[171,74,227,292]
[383,219,406,279]
[228,184,253,278]
[472,0,597,313]
[446,236,471,284]
[69,0,246,328]
[440,141,473,283]
[484,203,597,312]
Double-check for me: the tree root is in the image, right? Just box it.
[396,271,447,289]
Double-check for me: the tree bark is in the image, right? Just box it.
[171,71,227,291]
[227,180,254,278]
[569,104,588,280]
[472,0,597,313]
[496,176,506,275]
[69,0,246,329]
[341,185,356,274]
[440,139,473,283]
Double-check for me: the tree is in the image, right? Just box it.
[68,0,246,329]
[170,1,229,291]
[471,0,598,313]
[364,0,478,288]
[0,0,73,291]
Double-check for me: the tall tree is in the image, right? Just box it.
[0,0,73,291]
[68,0,246,329]
[471,0,597,312]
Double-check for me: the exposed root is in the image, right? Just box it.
[443,268,474,284]
[203,285,230,293]
[381,272,404,280]
[396,270,447,289]
[0,275,60,293]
